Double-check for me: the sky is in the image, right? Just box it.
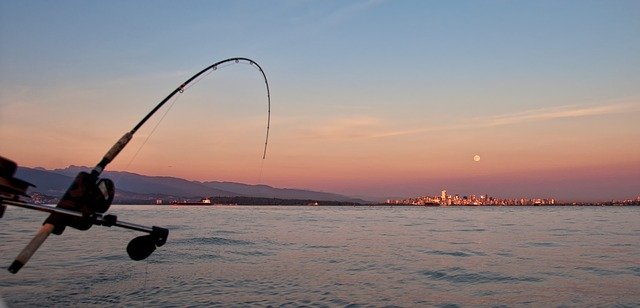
[1,0,639,202]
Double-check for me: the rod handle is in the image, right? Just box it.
[93,132,133,174]
[8,223,54,274]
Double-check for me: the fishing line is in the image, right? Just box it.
[123,92,182,170]
[142,259,149,307]
[123,65,218,170]
[113,58,271,177]
[258,157,266,184]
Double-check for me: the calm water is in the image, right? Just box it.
[1,205,639,307]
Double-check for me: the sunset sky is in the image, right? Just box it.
[1,1,639,201]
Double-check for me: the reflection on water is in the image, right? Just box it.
[1,206,639,306]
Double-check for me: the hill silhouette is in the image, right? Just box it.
[16,166,368,204]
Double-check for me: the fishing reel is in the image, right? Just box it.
[45,171,115,234]
[42,170,168,261]
[0,155,169,273]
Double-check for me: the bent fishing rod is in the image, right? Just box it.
[2,57,271,273]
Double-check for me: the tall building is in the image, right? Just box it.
[441,190,447,200]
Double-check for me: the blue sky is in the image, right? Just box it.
[1,1,639,201]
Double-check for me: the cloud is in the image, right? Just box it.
[485,103,639,127]
[365,101,640,139]
[366,123,471,139]
[299,101,639,141]
[305,115,382,140]
[323,0,386,27]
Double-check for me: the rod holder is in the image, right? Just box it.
[3,198,169,273]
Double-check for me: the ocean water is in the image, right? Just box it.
[1,205,639,307]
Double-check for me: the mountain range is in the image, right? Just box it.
[15,166,368,204]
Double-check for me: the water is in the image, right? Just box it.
[1,205,639,307]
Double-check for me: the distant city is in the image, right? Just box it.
[386,190,640,206]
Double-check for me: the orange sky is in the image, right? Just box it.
[1,1,639,201]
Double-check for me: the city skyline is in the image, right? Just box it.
[387,189,558,206]
[1,1,639,202]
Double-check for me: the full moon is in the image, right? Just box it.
[473,155,481,162]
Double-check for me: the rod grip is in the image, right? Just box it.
[94,132,133,174]
[104,132,133,162]
[8,223,55,274]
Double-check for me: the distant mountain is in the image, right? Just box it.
[15,167,74,196]
[15,166,368,204]
[50,166,236,197]
[200,181,365,203]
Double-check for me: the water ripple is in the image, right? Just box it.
[231,250,272,257]
[526,242,563,247]
[628,266,640,276]
[176,237,254,246]
[305,244,342,249]
[577,266,625,276]
[419,267,543,284]
[419,249,487,257]
[457,228,486,232]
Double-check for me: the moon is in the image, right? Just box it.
[473,155,481,162]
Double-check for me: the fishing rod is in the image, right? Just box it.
[2,57,271,273]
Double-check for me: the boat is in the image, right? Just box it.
[171,198,214,206]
